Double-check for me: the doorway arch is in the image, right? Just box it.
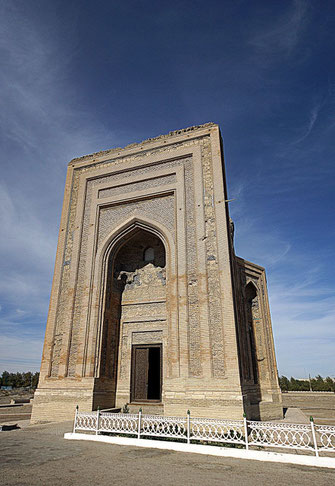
[97,224,168,407]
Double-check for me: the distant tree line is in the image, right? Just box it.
[0,371,39,389]
[279,375,335,392]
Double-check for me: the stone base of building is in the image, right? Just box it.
[31,384,94,424]
[31,392,245,423]
[31,378,282,423]
[31,378,121,423]
[243,387,283,421]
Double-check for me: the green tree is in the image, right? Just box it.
[279,375,289,391]
[311,375,325,391]
[1,371,10,386]
[0,371,39,388]
[22,372,33,388]
[325,377,335,392]
[9,372,23,388]
[32,372,39,389]
[289,377,299,391]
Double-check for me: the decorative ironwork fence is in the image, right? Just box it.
[248,421,315,452]
[72,407,335,457]
[141,414,187,440]
[191,417,245,445]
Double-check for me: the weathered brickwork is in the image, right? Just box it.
[98,173,176,199]
[98,195,175,246]
[200,137,225,377]
[183,158,202,377]
[232,256,283,419]
[132,331,163,345]
[31,123,282,424]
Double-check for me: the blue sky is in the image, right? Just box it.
[0,0,334,377]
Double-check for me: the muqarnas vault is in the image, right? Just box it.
[31,123,282,423]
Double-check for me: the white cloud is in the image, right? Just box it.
[269,263,335,376]
[249,0,309,58]
[291,101,323,144]
[0,183,57,267]
[0,335,43,373]
[230,177,334,377]
[0,4,118,374]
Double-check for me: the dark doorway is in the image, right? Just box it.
[131,344,162,402]
[245,282,259,384]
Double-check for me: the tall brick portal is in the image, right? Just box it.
[31,124,282,423]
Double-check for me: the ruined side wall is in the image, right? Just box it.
[233,257,283,420]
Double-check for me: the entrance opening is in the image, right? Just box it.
[148,347,161,399]
[100,227,166,408]
[131,344,162,402]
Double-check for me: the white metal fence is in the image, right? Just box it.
[73,407,335,457]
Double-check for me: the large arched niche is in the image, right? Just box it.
[94,221,171,408]
[245,281,259,384]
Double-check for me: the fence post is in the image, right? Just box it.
[138,408,142,440]
[243,413,249,450]
[96,407,100,436]
[187,410,191,444]
[310,416,319,457]
[73,405,79,434]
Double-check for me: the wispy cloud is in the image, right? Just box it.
[230,180,292,267]
[0,4,117,373]
[235,221,292,268]
[249,0,309,58]
[269,259,334,377]
[270,278,335,377]
[0,335,43,373]
[230,176,334,377]
[291,101,324,144]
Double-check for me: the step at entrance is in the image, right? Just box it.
[127,403,164,415]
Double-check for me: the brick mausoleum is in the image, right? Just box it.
[31,123,282,423]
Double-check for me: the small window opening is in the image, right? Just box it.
[144,247,154,262]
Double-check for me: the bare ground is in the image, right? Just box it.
[0,421,334,486]
[0,390,33,424]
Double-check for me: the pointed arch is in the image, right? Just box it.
[85,213,176,379]
[245,281,258,302]
[245,281,259,384]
